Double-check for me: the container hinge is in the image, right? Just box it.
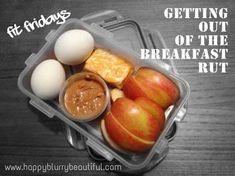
[90,23,114,39]
[175,103,188,122]
[29,99,55,118]
[86,138,113,161]
[155,139,168,155]
[45,29,56,42]
[81,10,123,27]
[143,28,178,74]
[25,53,36,66]
[99,15,122,27]
[64,124,86,150]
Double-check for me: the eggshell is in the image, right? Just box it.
[31,59,66,100]
[54,29,94,65]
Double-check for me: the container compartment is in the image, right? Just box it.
[18,18,190,170]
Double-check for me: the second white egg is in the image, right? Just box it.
[54,29,94,65]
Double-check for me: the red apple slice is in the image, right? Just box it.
[111,98,161,141]
[122,75,148,100]
[104,112,155,152]
[135,97,165,129]
[136,67,180,104]
[101,119,129,154]
[135,76,172,109]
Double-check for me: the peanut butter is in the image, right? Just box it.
[64,78,105,118]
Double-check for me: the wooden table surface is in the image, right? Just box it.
[0,0,235,175]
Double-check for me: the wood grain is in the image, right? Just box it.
[0,0,235,175]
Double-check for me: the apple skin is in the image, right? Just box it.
[122,75,147,100]
[123,67,180,109]
[104,112,155,153]
[134,97,165,129]
[102,97,164,153]
[111,98,161,141]
[135,76,172,109]
[136,68,180,104]
[101,119,129,154]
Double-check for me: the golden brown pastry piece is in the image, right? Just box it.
[84,49,133,88]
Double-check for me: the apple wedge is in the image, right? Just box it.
[104,112,155,152]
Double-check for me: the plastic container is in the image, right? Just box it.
[18,10,190,173]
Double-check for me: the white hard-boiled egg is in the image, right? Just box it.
[31,59,66,100]
[54,29,94,65]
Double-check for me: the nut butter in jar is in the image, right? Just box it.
[59,72,110,122]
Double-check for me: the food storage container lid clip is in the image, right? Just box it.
[81,10,123,27]
[86,138,114,161]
